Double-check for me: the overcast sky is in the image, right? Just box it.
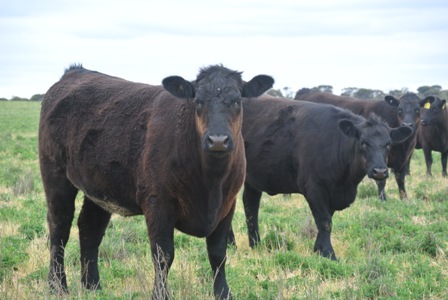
[1,0,447,99]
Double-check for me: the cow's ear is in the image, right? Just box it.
[339,119,359,139]
[424,95,436,104]
[421,96,436,108]
[442,99,446,109]
[420,98,430,108]
[242,75,274,98]
[390,126,413,145]
[384,95,399,107]
[162,76,195,99]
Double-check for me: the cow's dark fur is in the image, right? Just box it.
[39,64,273,299]
[229,96,412,259]
[294,89,424,200]
[416,95,448,176]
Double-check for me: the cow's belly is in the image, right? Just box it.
[67,170,142,216]
[87,194,143,216]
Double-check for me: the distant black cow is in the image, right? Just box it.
[229,96,412,260]
[294,90,424,200]
[416,95,448,176]
[39,64,273,299]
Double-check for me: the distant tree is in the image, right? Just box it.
[371,90,386,100]
[294,88,312,99]
[341,87,357,97]
[266,89,284,97]
[417,85,442,98]
[0,97,7,101]
[440,89,448,100]
[282,87,295,99]
[316,85,333,93]
[387,88,408,99]
[30,94,45,101]
[11,96,29,101]
[353,88,373,99]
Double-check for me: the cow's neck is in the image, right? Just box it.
[440,111,448,136]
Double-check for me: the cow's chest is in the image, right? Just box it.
[329,185,358,211]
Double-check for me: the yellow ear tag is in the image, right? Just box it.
[443,104,446,109]
[424,102,431,109]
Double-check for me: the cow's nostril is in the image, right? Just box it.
[207,135,229,151]
[373,168,388,179]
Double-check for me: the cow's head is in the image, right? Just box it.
[420,95,447,126]
[162,65,274,156]
[339,114,413,180]
[385,93,425,130]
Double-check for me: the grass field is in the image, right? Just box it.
[0,101,447,299]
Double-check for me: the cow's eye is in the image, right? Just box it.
[361,142,369,149]
[233,98,241,108]
[415,108,420,115]
[386,144,391,150]
[398,108,403,115]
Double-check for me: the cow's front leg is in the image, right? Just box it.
[144,198,175,300]
[207,203,236,300]
[423,147,434,176]
[394,170,408,199]
[242,182,263,248]
[78,197,111,290]
[308,198,336,260]
[441,151,447,177]
[376,179,387,201]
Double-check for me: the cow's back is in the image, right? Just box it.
[295,92,399,127]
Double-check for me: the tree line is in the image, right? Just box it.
[268,85,448,100]
[2,85,447,102]
[0,94,45,101]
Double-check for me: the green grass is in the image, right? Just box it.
[1,101,447,299]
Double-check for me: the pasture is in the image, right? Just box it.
[1,101,447,299]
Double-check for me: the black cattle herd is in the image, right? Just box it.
[38,64,446,299]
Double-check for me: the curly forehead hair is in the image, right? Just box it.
[365,113,389,129]
[196,64,243,84]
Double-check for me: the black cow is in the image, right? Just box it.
[416,95,448,176]
[229,96,412,260]
[38,64,273,299]
[294,90,423,200]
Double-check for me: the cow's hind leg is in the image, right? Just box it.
[242,182,263,248]
[77,197,111,290]
[207,203,235,300]
[42,167,78,293]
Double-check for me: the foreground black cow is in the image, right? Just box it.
[39,64,273,299]
[229,96,412,259]
[416,95,448,176]
[294,90,423,200]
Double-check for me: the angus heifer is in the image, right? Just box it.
[39,64,273,299]
[416,95,448,176]
[230,96,412,260]
[294,90,423,200]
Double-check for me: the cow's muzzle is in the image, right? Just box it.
[206,134,230,152]
[370,167,389,180]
